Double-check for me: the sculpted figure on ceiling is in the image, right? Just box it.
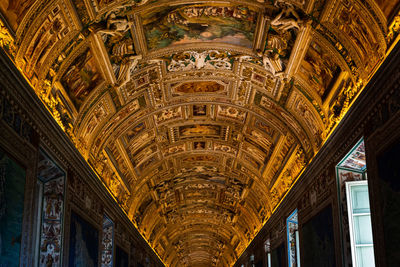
[271,2,302,32]
[93,11,132,36]
[258,1,309,78]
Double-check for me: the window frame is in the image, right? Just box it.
[345,180,375,267]
[286,209,300,267]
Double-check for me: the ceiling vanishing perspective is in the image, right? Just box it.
[1,0,399,266]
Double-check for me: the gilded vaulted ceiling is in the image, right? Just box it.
[1,0,399,266]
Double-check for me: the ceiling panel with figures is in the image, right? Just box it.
[1,0,399,266]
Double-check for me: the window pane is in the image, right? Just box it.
[351,185,370,214]
[354,215,373,244]
[356,246,375,267]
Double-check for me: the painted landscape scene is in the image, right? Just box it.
[142,4,258,50]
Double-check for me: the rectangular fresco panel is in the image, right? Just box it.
[377,0,400,19]
[124,122,146,144]
[0,0,37,31]
[302,41,341,99]
[0,150,26,267]
[174,81,224,94]
[68,211,99,267]
[142,4,258,50]
[301,205,335,267]
[377,140,400,267]
[179,124,221,138]
[61,48,104,110]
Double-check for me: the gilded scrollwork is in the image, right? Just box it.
[387,11,400,44]
[0,19,16,58]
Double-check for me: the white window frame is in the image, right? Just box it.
[264,239,271,267]
[345,180,375,267]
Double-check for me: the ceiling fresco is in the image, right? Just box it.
[1,0,400,266]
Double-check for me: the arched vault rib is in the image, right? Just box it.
[133,193,256,242]
[127,155,263,204]
[127,170,271,234]
[91,99,312,160]
[91,91,309,266]
[162,222,239,266]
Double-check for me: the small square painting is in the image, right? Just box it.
[193,105,207,116]
[193,141,206,150]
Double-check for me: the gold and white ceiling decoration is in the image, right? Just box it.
[1,0,399,266]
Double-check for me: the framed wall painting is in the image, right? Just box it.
[68,211,99,267]
[0,149,26,267]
